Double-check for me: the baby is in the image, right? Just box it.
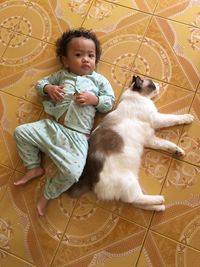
[14,28,115,216]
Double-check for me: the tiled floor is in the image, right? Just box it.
[0,0,200,266]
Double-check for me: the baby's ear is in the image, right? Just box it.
[62,56,69,68]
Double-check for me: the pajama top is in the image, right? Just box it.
[36,69,115,134]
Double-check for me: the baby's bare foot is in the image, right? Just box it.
[14,167,44,185]
[37,194,48,216]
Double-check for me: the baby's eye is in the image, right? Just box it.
[89,54,95,58]
[75,53,81,57]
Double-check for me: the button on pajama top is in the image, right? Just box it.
[14,69,115,200]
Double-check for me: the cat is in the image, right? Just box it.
[67,76,194,211]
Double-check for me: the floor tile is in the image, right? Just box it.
[52,203,146,267]
[151,159,200,250]
[97,61,128,101]
[0,173,46,266]
[134,17,199,90]
[137,231,200,267]
[0,250,37,267]
[15,0,63,44]
[106,0,159,13]
[12,169,77,267]
[83,3,151,68]
[0,34,56,80]
[0,58,61,105]
[0,91,42,169]
[0,27,14,58]
[0,165,14,201]
[155,0,200,26]
[47,0,92,32]
[0,0,29,31]
[179,94,200,167]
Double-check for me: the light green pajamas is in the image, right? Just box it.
[14,69,115,200]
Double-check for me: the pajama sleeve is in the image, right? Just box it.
[35,70,62,96]
[95,76,115,113]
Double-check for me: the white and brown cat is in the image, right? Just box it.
[67,76,194,211]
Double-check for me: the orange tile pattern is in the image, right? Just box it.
[0,0,200,266]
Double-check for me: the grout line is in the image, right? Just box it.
[103,0,200,29]
[49,199,78,267]
[0,248,38,267]
[150,229,200,253]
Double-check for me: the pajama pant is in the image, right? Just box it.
[14,119,88,200]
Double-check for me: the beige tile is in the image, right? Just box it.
[0,165,14,201]
[0,34,56,80]
[106,0,158,13]
[137,231,200,267]
[83,4,151,68]
[15,0,63,44]
[0,250,36,267]
[97,61,128,102]
[179,94,200,167]
[0,0,29,31]
[0,173,46,266]
[0,91,42,169]
[47,0,92,32]
[12,170,77,267]
[0,58,61,105]
[0,27,13,57]
[151,160,200,249]
[134,17,199,90]
[155,0,200,26]
[52,203,146,266]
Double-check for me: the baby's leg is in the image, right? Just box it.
[146,136,185,156]
[37,193,48,216]
[14,167,44,185]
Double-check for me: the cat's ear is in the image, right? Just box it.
[131,76,143,91]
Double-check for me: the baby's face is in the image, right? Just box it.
[62,37,97,76]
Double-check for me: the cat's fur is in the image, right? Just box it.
[67,76,194,211]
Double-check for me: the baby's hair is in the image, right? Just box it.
[56,28,102,64]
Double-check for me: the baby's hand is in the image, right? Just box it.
[44,84,65,102]
[74,92,99,106]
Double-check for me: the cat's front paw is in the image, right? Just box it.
[174,147,185,157]
[183,114,194,124]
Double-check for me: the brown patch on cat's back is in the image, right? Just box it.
[89,126,124,155]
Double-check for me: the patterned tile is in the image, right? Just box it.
[0,172,45,266]
[106,0,159,13]
[83,3,151,68]
[0,91,42,169]
[47,0,92,32]
[0,34,56,80]
[0,27,13,58]
[151,159,200,250]
[179,93,200,167]
[12,169,77,267]
[51,203,146,267]
[0,0,29,31]
[134,17,199,90]
[15,0,63,43]
[0,251,37,267]
[0,165,14,201]
[137,231,200,267]
[155,0,200,26]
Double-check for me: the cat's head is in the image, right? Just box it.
[131,75,160,98]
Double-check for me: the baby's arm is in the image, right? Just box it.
[35,70,65,102]
[44,84,65,102]
[74,92,99,106]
